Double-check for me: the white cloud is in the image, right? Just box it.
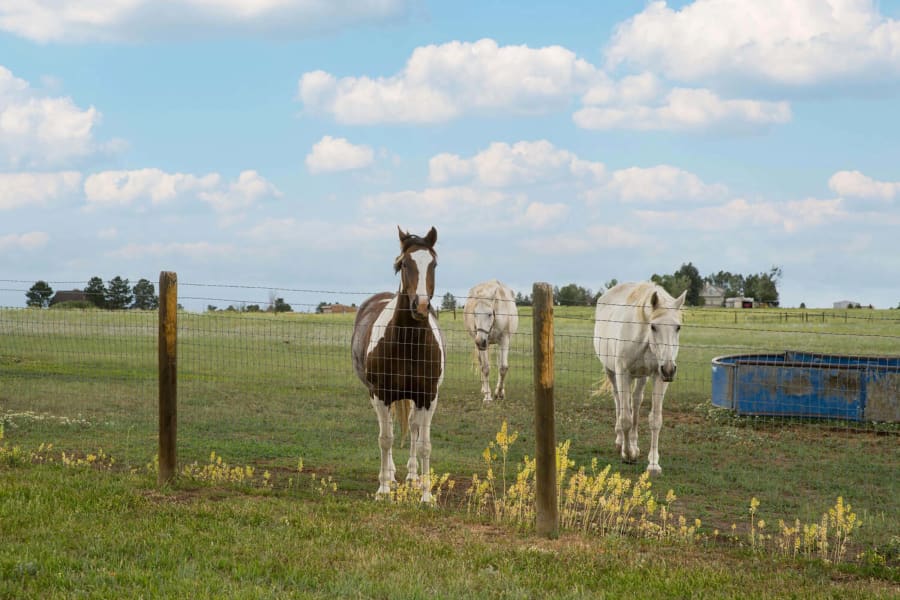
[521,225,643,254]
[83,168,279,212]
[241,217,384,249]
[0,66,110,168]
[107,241,236,260]
[0,231,49,251]
[828,170,899,200]
[198,170,282,212]
[574,87,791,131]
[605,0,900,87]
[298,38,599,124]
[518,202,568,229]
[0,171,82,209]
[362,185,566,233]
[636,197,846,233]
[306,136,374,174]
[599,165,729,203]
[0,0,414,43]
[84,168,221,208]
[429,140,604,187]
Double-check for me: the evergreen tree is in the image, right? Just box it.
[273,298,292,313]
[106,276,133,310]
[131,278,159,310]
[84,276,107,308]
[26,280,54,308]
[440,292,457,311]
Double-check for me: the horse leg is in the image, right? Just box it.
[615,369,636,463]
[410,398,438,502]
[370,395,395,496]
[406,401,420,484]
[607,369,623,454]
[647,377,668,476]
[629,377,648,463]
[479,348,492,404]
[494,335,510,401]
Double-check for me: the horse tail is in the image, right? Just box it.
[591,370,614,398]
[391,399,412,447]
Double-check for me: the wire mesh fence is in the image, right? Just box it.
[1,279,898,547]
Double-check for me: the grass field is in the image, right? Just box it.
[1,305,898,597]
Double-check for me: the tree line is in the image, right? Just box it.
[436,264,783,309]
[26,277,159,310]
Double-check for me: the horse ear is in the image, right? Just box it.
[397,226,410,243]
[424,226,437,247]
[650,291,659,309]
[674,290,687,308]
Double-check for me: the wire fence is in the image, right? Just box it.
[1,279,898,547]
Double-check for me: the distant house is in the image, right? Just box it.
[725,297,755,309]
[700,284,726,307]
[320,303,357,315]
[833,300,860,309]
[49,290,88,306]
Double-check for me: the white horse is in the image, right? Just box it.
[463,279,519,404]
[593,282,685,475]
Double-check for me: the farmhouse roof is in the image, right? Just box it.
[49,289,88,305]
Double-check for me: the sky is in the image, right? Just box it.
[1,0,899,311]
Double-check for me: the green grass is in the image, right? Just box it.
[0,306,898,596]
[1,465,897,599]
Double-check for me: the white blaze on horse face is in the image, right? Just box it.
[409,249,434,316]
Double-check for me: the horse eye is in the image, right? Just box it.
[676,325,681,332]
[650,324,657,332]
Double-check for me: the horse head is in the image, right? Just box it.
[394,226,438,321]
[471,299,494,350]
[647,289,686,382]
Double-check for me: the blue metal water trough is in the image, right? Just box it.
[711,351,900,422]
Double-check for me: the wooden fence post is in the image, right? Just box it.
[532,282,558,539]
[158,271,178,485]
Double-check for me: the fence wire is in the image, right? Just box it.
[1,281,898,549]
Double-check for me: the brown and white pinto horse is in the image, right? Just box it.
[351,226,445,501]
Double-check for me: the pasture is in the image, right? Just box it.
[1,304,898,597]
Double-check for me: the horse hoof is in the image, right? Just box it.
[375,485,391,498]
[647,465,662,476]
[621,456,637,465]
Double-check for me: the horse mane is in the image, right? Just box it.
[625,282,677,322]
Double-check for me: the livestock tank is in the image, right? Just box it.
[711,351,900,422]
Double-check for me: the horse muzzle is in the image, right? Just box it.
[660,363,677,382]
[410,296,431,321]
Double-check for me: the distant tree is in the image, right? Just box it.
[673,263,703,306]
[245,304,261,312]
[441,292,457,311]
[650,272,690,302]
[705,270,745,298]
[273,298,292,313]
[84,276,107,308]
[603,278,619,293]
[26,280,54,308]
[225,305,238,312]
[207,305,218,312]
[799,302,806,309]
[514,292,532,306]
[105,276,133,310]
[131,278,159,310]
[744,266,781,305]
[315,301,331,314]
[557,283,593,306]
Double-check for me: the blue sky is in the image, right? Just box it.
[2,0,899,310]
